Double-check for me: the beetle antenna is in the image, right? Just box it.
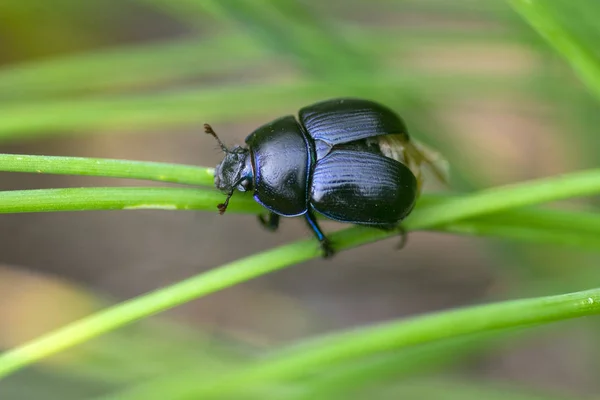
[204,123,230,153]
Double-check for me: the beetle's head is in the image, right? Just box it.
[214,146,253,193]
[205,123,253,214]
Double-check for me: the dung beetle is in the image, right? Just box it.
[206,98,447,257]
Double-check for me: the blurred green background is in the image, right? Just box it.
[0,0,599,399]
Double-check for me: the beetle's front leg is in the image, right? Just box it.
[304,209,335,258]
[258,212,280,232]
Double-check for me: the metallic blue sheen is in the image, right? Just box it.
[299,98,409,149]
[213,97,419,257]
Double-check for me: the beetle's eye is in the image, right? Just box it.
[239,178,252,192]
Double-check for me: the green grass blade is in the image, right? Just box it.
[198,288,600,397]
[1,168,600,378]
[0,154,214,186]
[408,169,600,229]
[0,36,264,100]
[509,0,600,101]
[287,338,501,400]
[0,229,326,380]
[0,186,597,251]
[135,0,215,29]
[439,207,600,250]
[0,74,547,141]
[443,221,600,250]
[105,287,600,399]
[368,378,578,400]
[196,0,372,78]
[0,26,528,101]
[0,156,597,248]
[0,187,259,214]
[0,83,330,139]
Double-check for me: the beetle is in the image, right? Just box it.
[206,98,447,257]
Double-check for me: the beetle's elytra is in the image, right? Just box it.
[206,98,447,258]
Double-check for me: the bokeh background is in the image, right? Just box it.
[0,1,599,399]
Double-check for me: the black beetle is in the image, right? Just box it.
[206,98,446,257]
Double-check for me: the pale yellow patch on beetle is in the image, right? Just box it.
[366,134,450,194]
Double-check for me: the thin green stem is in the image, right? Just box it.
[440,207,600,250]
[0,36,265,99]
[0,154,214,187]
[0,169,600,378]
[443,222,600,251]
[407,169,600,229]
[0,187,259,214]
[102,287,600,399]
[0,188,598,250]
[0,28,523,100]
[250,288,600,390]
[0,76,536,141]
[508,0,600,101]
[0,233,322,380]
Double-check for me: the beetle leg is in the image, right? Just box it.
[258,212,280,232]
[405,140,449,186]
[304,210,335,258]
[395,225,408,250]
[379,223,408,250]
[403,147,424,196]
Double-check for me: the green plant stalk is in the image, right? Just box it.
[0,187,260,214]
[0,167,597,218]
[0,28,524,101]
[508,0,600,101]
[195,289,600,397]
[0,187,597,250]
[0,35,265,100]
[196,0,373,78]
[1,169,600,378]
[104,288,600,399]
[408,169,600,228]
[360,378,577,400]
[0,154,214,187]
[99,337,493,400]
[472,206,600,235]
[443,222,600,251]
[289,338,513,400]
[0,75,537,141]
[0,82,330,139]
[440,207,600,249]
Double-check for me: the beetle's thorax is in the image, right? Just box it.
[214,147,253,193]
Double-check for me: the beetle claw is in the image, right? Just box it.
[320,239,336,258]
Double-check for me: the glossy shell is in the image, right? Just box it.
[245,116,313,216]
[212,97,426,256]
[310,149,417,225]
[299,98,409,157]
